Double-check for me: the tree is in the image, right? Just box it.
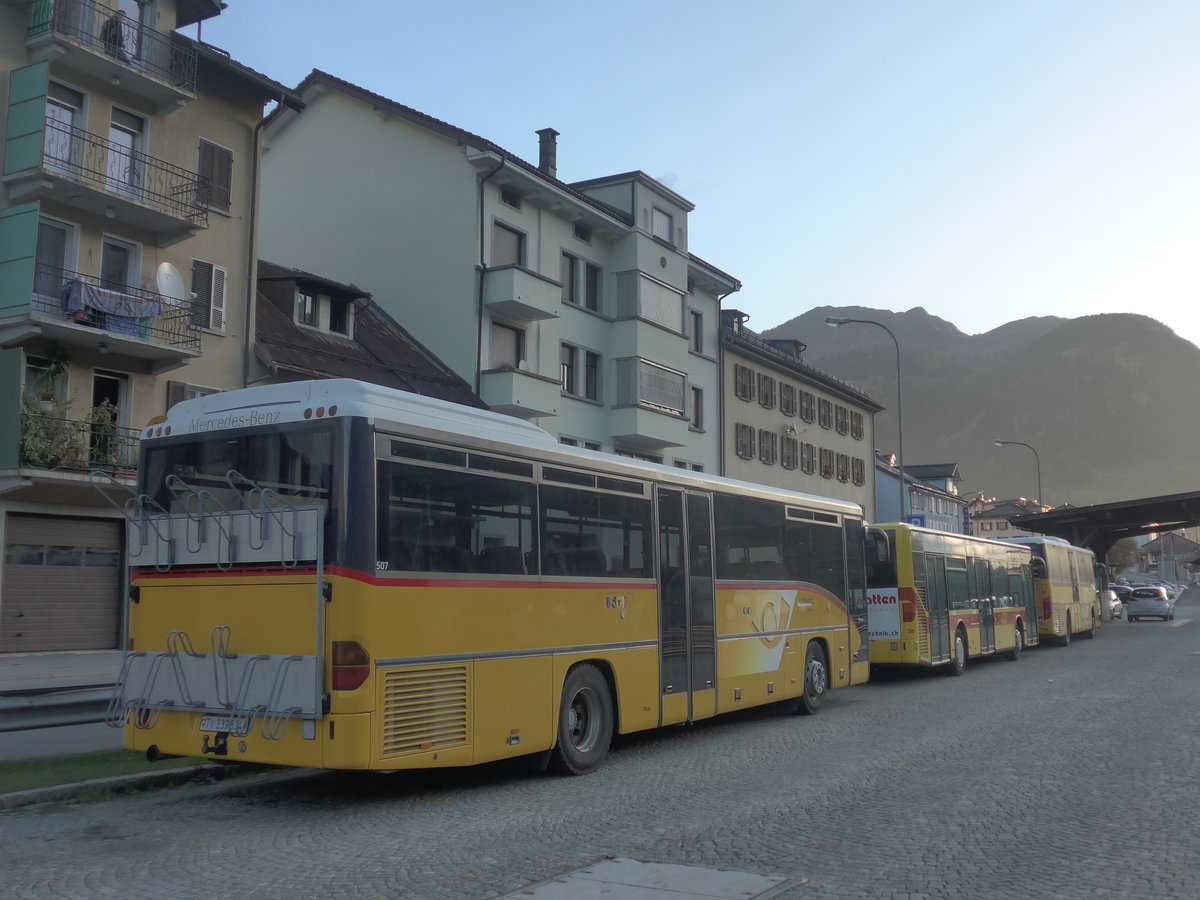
[1106,538,1140,577]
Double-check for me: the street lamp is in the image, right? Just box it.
[826,316,907,518]
[994,439,1043,507]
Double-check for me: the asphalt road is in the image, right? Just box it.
[3,601,1197,900]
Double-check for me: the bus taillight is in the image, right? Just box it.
[901,600,916,623]
[331,641,370,690]
[1043,599,1053,619]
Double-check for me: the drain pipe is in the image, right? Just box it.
[474,154,506,395]
[242,103,277,388]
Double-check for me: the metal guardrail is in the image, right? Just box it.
[0,686,114,732]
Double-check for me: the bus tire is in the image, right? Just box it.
[1061,614,1072,647]
[548,664,613,776]
[797,641,828,715]
[1005,623,1024,661]
[946,629,967,676]
[1083,612,1096,638]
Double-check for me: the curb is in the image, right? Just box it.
[0,762,248,811]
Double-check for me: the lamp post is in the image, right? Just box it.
[826,316,907,519]
[994,439,1042,507]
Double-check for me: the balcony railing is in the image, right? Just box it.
[33,264,201,354]
[29,0,197,92]
[20,410,139,474]
[41,118,208,226]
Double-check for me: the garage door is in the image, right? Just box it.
[2,514,122,652]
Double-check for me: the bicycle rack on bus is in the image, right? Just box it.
[94,470,327,741]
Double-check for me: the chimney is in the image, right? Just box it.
[536,128,559,179]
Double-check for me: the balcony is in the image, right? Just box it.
[0,264,201,369]
[480,366,560,419]
[19,409,138,473]
[610,405,689,450]
[25,0,197,110]
[5,118,207,245]
[482,265,560,322]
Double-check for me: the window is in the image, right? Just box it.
[295,290,316,326]
[835,405,849,435]
[34,218,73,301]
[559,437,602,452]
[758,430,778,465]
[734,364,755,401]
[329,300,351,335]
[800,442,816,474]
[651,207,674,244]
[560,253,578,303]
[560,344,577,394]
[851,411,865,440]
[836,453,850,482]
[107,108,144,196]
[99,236,138,292]
[757,374,776,409]
[799,390,815,423]
[573,222,591,243]
[166,380,218,410]
[780,383,796,417]
[489,321,523,368]
[818,398,832,429]
[584,351,600,400]
[561,344,600,400]
[734,423,755,459]
[44,82,83,172]
[852,457,866,485]
[541,485,652,578]
[492,222,524,267]
[190,259,227,332]
[690,386,703,430]
[616,358,685,415]
[583,263,601,312]
[500,187,521,210]
[690,310,703,353]
[819,447,834,479]
[197,139,233,213]
[782,436,799,469]
[637,275,683,330]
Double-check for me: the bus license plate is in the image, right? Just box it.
[199,715,249,735]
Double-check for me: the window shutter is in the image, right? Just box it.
[197,139,233,212]
[210,265,226,331]
[190,259,212,328]
[166,381,187,410]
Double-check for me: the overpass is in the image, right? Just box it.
[1009,490,1200,561]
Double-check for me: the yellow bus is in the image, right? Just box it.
[104,379,871,775]
[1003,536,1102,645]
[866,524,1037,674]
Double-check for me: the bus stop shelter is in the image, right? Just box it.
[1009,490,1200,561]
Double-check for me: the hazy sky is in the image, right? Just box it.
[197,1,1200,349]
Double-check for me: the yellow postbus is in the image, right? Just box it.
[104,379,871,775]
[1003,536,1101,645]
[865,524,1037,674]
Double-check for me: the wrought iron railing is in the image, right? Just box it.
[29,0,197,92]
[32,264,201,354]
[40,118,208,227]
[20,410,140,474]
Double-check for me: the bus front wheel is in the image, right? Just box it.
[548,664,613,776]
[1005,624,1024,661]
[797,642,828,715]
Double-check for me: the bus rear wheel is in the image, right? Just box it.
[1061,614,1072,647]
[797,642,828,715]
[1005,623,1024,661]
[946,629,967,676]
[548,664,613,776]
[1083,612,1097,638]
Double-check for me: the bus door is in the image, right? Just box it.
[973,559,996,653]
[924,554,950,663]
[656,488,716,726]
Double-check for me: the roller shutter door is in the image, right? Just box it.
[2,515,121,652]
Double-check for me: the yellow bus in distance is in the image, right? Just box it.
[1003,536,1102,645]
[866,524,1037,674]
[105,379,872,775]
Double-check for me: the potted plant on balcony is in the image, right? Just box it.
[20,394,87,469]
[88,398,120,470]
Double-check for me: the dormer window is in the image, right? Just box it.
[329,300,350,335]
[296,290,316,326]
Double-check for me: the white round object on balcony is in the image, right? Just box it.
[156,262,186,306]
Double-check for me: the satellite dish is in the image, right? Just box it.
[156,262,186,306]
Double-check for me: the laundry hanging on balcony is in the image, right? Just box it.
[62,278,162,337]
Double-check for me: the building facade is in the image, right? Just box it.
[0,0,296,651]
[720,311,880,515]
[258,71,739,471]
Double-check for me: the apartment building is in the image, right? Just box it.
[258,71,739,471]
[721,311,881,516]
[0,0,297,651]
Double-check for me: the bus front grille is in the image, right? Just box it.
[380,665,469,757]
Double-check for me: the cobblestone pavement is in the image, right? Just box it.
[3,609,1198,900]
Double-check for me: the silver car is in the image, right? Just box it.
[1126,586,1175,622]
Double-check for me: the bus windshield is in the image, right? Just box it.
[141,422,336,516]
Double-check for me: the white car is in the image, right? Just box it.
[1126,586,1175,622]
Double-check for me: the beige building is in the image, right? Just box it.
[720,311,881,516]
[0,0,297,651]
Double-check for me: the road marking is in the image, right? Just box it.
[495,858,801,899]
[1170,618,1192,628]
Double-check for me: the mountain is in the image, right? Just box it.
[762,307,1200,507]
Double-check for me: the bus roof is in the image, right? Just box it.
[144,379,864,520]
